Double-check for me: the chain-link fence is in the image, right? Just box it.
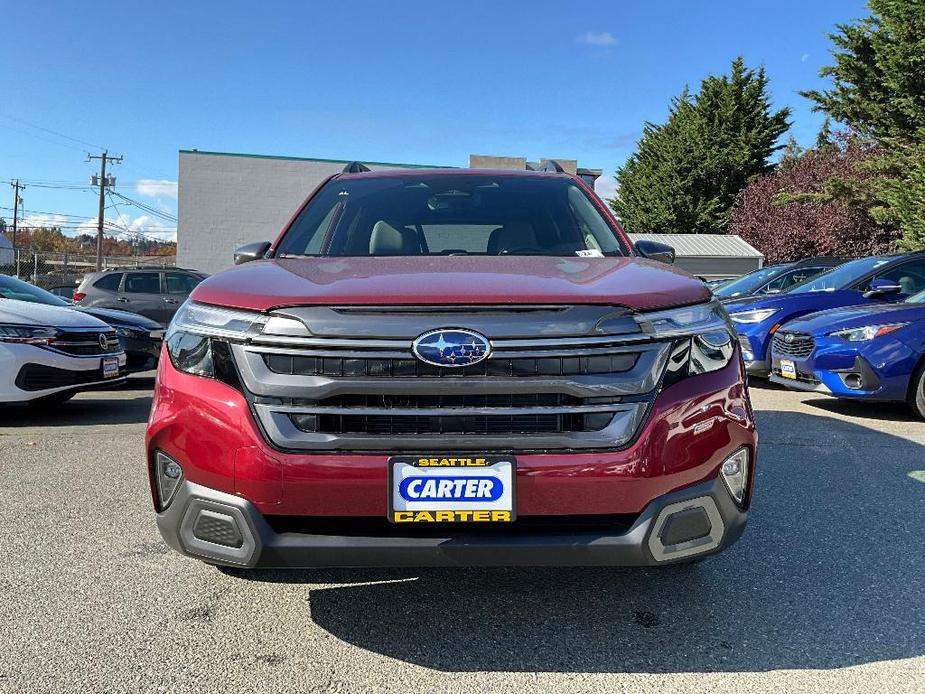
[0,249,176,290]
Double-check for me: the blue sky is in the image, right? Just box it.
[0,0,869,242]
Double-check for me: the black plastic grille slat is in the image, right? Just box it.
[14,363,108,391]
[262,353,637,378]
[265,513,639,538]
[772,332,815,358]
[317,393,575,409]
[313,412,593,436]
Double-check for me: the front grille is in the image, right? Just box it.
[265,513,639,538]
[773,331,815,358]
[262,353,638,378]
[232,305,674,451]
[772,367,821,385]
[15,363,115,391]
[49,329,121,356]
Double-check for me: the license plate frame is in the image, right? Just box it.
[102,356,120,379]
[388,455,516,523]
[779,359,797,380]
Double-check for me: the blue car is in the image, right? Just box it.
[768,288,925,418]
[724,253,925,377]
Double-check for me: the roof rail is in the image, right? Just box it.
[342,161,372,173]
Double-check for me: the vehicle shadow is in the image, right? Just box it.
[801,396,919,423]
[0,375,154,427]
[228,409,925,673]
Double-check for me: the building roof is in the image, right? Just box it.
[627,233,763,259]
[178,149,449,169]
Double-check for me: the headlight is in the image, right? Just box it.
[0,324,60,344]
[728,308,780,324]
[168,301,269,340]
[635,300,733,338]
[114,326,144,338]
[635,300,735,375]
[828,323,908,342]
[165,301,269,385]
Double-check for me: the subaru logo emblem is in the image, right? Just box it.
[784,333,795,343]
[412,329,491,368]
[98,334,109,350]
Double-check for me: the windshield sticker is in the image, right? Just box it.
[576,249,604,258]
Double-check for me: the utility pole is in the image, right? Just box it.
[9,179,24,249]
[87,151,122,271]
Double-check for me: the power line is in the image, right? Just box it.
[109,190,177,222]
[0,112,107,151]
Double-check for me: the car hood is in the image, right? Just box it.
[0,298,109,328]
[782,301,925,335]
[190,256,711,312]
[75,306,162,330]
[723,289,864,316]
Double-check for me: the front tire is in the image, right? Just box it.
[908,361,925,420]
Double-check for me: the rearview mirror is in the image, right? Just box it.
[634,240,676,265]
[863,278,902,299]
[234,241,271,265]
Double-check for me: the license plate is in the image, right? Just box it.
[102,356,120,379]
[389,455,515,523]
[779,359,797,380]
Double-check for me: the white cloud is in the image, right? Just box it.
[801,53,809,63]
[20,213,72,229]
[134,179,178,199]
[595,175,618,203]
[578,31,617,47]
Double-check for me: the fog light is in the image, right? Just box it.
[844,373,863,390]
[155,451,184,511]
[720,448,749,506]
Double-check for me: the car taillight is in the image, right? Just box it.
[72,291,86,302]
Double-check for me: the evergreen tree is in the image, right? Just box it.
[611,57,791,234]
[801,0,925,250]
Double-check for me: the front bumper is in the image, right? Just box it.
[118,334,162,372]
[156,475,748,568]
[0,343,127,403]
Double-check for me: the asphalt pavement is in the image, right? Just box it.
[1,375,923,693]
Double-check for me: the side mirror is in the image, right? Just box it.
[234,241,271,265]
[863,278,902,299]
[634,239,676,265]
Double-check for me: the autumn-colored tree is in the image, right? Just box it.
[728,136,900,263]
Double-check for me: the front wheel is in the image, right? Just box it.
[908,361,925,420]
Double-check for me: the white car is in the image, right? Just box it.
[0,298,127,406]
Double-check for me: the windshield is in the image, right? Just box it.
[906,288,925,304]
[713,264,791,299]
[0,275,69,306]
[788,256,890,294]
[275,174,630,258]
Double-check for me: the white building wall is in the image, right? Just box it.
[177,151,433,274]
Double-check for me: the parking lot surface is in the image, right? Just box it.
[1,375,924,693]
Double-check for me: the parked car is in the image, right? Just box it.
[713,257,845,301]
[147,167,756,570]
[726,253,925,377]
[769,288,925,418]
[0,274,164,372]
[47,284,79,299]
[0,298,126,406]
[74,268,207,326]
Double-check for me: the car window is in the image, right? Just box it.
[93,273,123,291]
[0,275,69,306]
[763,267,822,293]
[276,174,629,258]
[869,259,925,296]
[124,272,161,294]
[713,265,790,298]
[165,272,202,294]
[790,257,890,293]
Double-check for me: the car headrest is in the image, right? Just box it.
[369,221,419,255]
[487,222,537,254]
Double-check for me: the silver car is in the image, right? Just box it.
[74,268,207,326]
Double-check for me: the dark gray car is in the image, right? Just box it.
[74,268,207,326]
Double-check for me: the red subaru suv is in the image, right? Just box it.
[147,168,756,568]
